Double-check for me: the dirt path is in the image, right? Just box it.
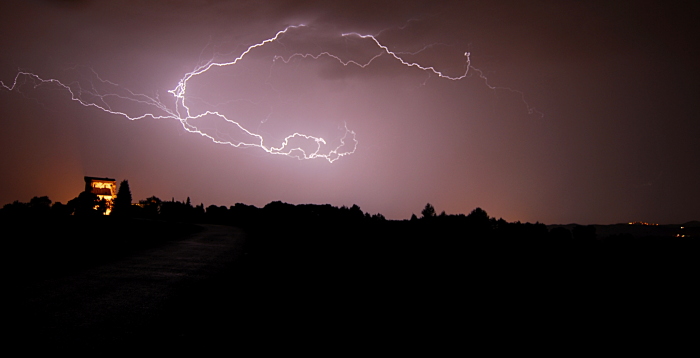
[12,224,245,349]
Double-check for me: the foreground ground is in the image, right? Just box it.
[7,216,698,353]
[10,224,246,350]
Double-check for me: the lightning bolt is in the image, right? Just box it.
[1,24,540,164]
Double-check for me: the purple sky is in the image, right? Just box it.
[1,0,698,224]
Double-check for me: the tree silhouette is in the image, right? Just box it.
[139,196,162,218]
[69,191,102,217]
[28,196,52,216]
[466,207,489,222]
[1,200,29,217]
[421,203,436,219]
[349,204,364,220]
[112,180,132,217]
[29,196,51,209]
[51,201,72,217]
[465,207,491,236]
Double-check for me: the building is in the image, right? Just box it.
[84,176,116,215]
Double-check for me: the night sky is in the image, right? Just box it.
[1,0,698,224]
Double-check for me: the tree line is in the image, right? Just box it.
[2,180,694,247]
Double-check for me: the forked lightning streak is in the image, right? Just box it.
[1,24,540,163]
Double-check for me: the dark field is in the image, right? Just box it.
[6,210,699,353]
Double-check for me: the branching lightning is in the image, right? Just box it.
[1,24,540,163]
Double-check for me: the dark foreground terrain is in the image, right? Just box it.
[6,210,699,353]
[7,220,243,350]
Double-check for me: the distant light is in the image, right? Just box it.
[628,221,658,226]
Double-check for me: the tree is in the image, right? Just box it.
[1,200,29,217]
[112,180,132,217]
[28,196,52,216]
[421,203,436,219]
[349,204,364,220]
[465,207,491,236]
[51,201,72,217]
[69,191,102,217]
[29,196,52,210]
[466,207,489,222]
[139,196,162,218]
[372,213,386,221]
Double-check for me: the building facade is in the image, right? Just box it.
[84,176,116,215]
